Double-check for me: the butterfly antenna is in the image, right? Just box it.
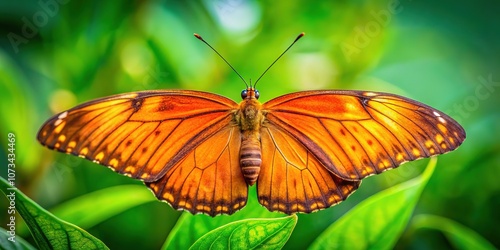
[194,33,248,87]
[253,32,305,88]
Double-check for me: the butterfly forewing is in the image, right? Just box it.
[37,90,239,182]
[263,90,466,181]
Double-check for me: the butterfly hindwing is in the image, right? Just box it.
[263,90,466,181]
[258,123,360,214]
[147,126,248,216]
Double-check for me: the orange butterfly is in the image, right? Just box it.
[37,33,465,216]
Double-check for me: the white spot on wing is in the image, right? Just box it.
[58,111,68,119]
[54,119,63,126]
[54,111,68,126]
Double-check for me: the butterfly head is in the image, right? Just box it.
[241,87,260,100]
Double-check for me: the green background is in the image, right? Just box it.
[1,0,499,249]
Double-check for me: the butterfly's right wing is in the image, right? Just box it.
[258,123,360,214]
[257,90,465,214]
[262,90,465,181]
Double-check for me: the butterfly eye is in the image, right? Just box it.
[241,89,248,99]
[255,89,260,99]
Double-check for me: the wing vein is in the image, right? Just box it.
[318,118,363,178]
[340,121,378,173]
[380,101,443,148]
[367,105,428,156]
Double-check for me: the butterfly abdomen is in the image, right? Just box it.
[240,133,262,186]
[236,96,264,186]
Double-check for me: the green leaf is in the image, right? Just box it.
[189,215,297,250]
[162,186,282,249]
[0,176,109,250]
[52,185,154,229]
[410,214,496,250]
[17,185,155,236]
[309,158,438,250]
[0,227,36,250]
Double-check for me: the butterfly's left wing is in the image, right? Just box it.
[262,90,466,181]
[147,125,247,216]
[38,90,250,216]
[37,90,239,182]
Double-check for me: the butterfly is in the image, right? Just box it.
[37,33,466,216]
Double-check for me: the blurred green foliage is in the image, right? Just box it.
[0,0,498,249]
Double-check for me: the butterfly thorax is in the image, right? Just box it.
[235,97,264,186]
[236,98,263,130]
